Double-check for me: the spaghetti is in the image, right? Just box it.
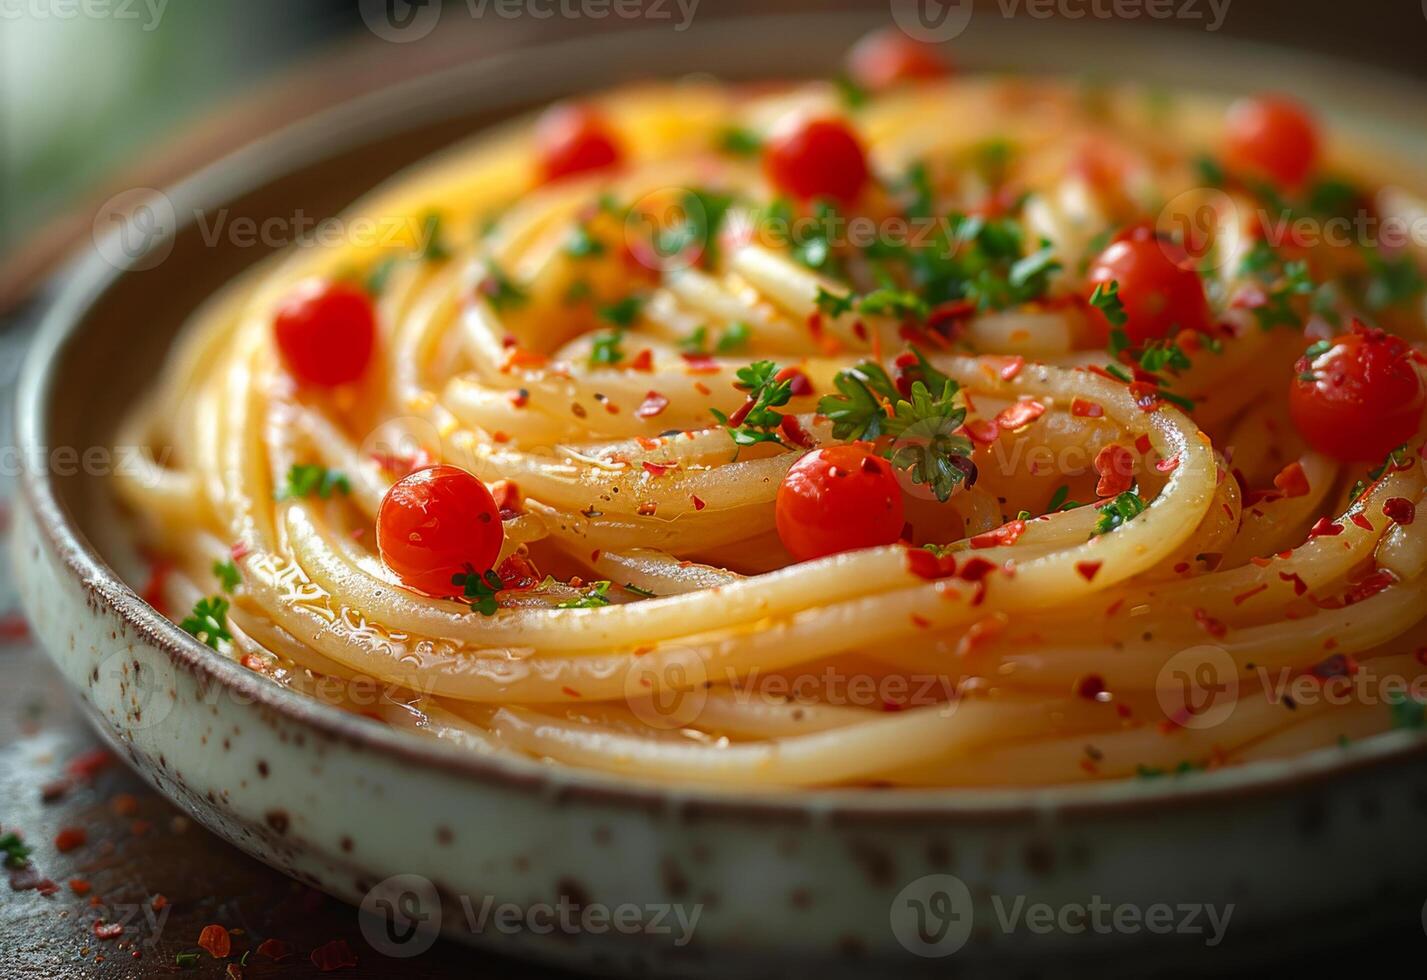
[116,33,1427,787]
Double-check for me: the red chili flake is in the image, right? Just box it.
[955,615,1006,657]
[1132,433,1152,455]
[635,391,669,419]
[69,878,91,895]
[66,749,113,782]
[1272,461,1310,498]
[139,560,172,615]
[690,494,706,511]
[310,939,358,972]
[199,924,232,959]
[491,481,522,516]
[1070,397,1104,418]
[906,548,957,580]
[996,399,1046,431]
[1,613,32,643]
[1155,455,1180,474]
[641,461,675,477]
[1384,497,1417,526]
[1093,444,1134,498]
[999,355,1025,381]
[959,556,996,581]
[628,348,654,372]
[1074,561,1102,582]
[779,414,814,448]
[680,353,720,375]
[693,381,711,396]
[1232,583,1269,605]
[1193,608,1227,638]
[1345,569,1396,605]
[53,827,86,853]
[130,820,152,837]
[1127,382,1163,412]
[773,366,813,397]
[1278,571,1309,596]
[1105,598,1125,616]
[1350,513,1374,532]
[507,388,529,409]
[1075,674,1107,700]
[1309,654,1359,681]
[256,939,292,961]
[500,346,547,371]
[93,921,123,940]
[561,686,581,699]
[964,417,999,445]
[969,520,1026,550]
[151,895,168,912]
[1309,517,1343,537]
[910,614,932,629]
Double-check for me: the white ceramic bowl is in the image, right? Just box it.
[13,13,1427,975]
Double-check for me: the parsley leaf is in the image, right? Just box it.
[1088,279,1129,327]
[0,832,34,869]
[418,212,451,262]
[716,321,751,353]
[278,465,351,501]
[558,580,612,609]
[710,360,795,447]
[478,261,528,311]
[717,126,762,156]
[564,225,606,259]
[589,330,626,367]
[816,363,899,441]
[180,596,231,650]
[598,295,644,327]
[452,566,503,616]
[883,381,975,502]
[213,559,241,593]
[1092,491,1146,537]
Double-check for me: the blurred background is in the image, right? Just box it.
[2,0,1427,307]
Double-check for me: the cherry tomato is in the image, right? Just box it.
[273,280,376,387]
[1289,324,1425,463]
[847,29,949,90]
[1084,231,1210,345]
[377,465,504,597]
[763,118,869,205]
[536,103,623,182]
[1225,95,1319,189]
[776,444,905,562]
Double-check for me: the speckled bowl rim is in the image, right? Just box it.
[16,12,1427,824]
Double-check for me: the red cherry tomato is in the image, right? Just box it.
[273,280,376,387]
[847,29,949,91]
[763,118,870,205]
[776,444,905,562]
[1084,231,1210,345]
[536,103,622,182]
[1289,324,1425,463]
[1225,95,1319,189]
[377,465,505,597]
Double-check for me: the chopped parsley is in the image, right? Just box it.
[1238,241,1318,330]
[817,351,974,502]
[213,559,241,593]
[589,330,626,367]
[717,126,762,157]
[1047,485,1083,512]
[598,295,644,327]
[1349,443,1410,501]
[656,188,734,269]
[364,255,400,296]
[1092,491,1146,537]
[1193,155,1226,188]
[278,465,351,501]
[452,566,503,616]
[1088,280,1128,328]
[478,261,528,311]
[418,212,451,262]
[1388,694,1427,730]
[0,832,33,868]
[715,321,751,353]
[624,582,657,598]
[833,74,868,109]
[558,580,612,609]
[180,596,231,650]
[711,360,795,447]
[564,225,606,259]
[1363,247,1426,311]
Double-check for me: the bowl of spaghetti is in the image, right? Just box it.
[13,12,1427,973]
